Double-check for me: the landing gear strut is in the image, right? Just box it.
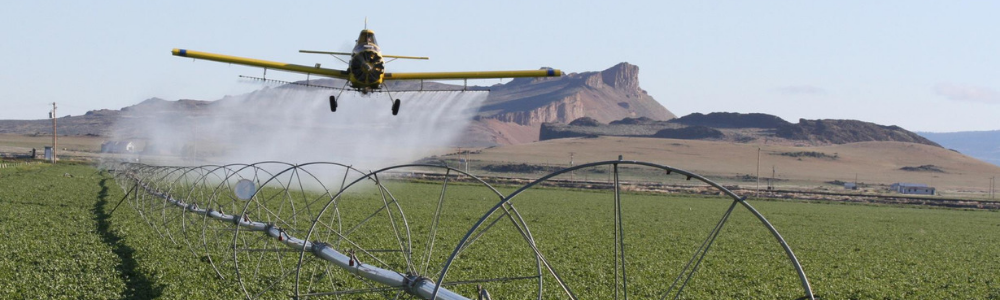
[329,96,338,112]
[391,99,400,116]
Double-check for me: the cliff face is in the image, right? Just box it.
[467,62,675,145]
[478,63,674,125]
[601,63,643,97]
[486,95,586,125]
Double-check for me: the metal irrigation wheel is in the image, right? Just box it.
[199,163,284,282]
[433,160,816,300]
[295,164,546,299]
[231,162,367,299]
[109,159,815,300]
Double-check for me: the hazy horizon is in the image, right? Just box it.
[3,85,996,135]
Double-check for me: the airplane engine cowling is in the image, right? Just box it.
[349,51,384,87]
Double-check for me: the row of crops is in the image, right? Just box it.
[1,163,998,299]
[101,160,815,299]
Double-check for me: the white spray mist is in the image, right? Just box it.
[112,85,487,170]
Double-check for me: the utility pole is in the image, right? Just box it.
[991,176,995,200]
[569,152,575,181]
[458,147,468,173]
[770,165,775,191]
[756,147,761,197]
[51,102,57,164]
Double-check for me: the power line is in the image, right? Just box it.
[984,176,995,200]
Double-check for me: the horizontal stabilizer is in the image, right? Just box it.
[382,54,429,60]
[299,50,428,60]
[239,75,489,92]
[299,50,352,56]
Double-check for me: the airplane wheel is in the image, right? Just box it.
[391,99,400,116]
[329,96,338,112]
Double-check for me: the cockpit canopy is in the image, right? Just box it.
[357,29,378,47]
[353,30,380,54]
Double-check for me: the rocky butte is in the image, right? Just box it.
[462,62,676,146]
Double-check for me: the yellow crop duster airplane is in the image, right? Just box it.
[171,26,563,115]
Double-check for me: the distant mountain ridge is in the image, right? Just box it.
[541,112,941,147]
[919,131,1000,166]
[0,63,949,152]
[0,109,117,136]
[124,97,212,112]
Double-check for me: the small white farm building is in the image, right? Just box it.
[890,183,935,195]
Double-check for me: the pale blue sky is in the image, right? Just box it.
[1,1,997,132]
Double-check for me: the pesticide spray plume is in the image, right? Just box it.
[109,84,487,175]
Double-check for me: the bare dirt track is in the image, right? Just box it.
[3,132,996,200]
[0,134,106,161]
[456,136,1000,197]
[0,134,104,151]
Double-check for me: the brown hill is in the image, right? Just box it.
[0,109,118,136]
[0,97,217,138]
[122,97,213,113]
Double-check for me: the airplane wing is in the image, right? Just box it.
[171,48,350,79]
[384,69,562,80]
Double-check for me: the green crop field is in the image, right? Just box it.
[1,163,998,299]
